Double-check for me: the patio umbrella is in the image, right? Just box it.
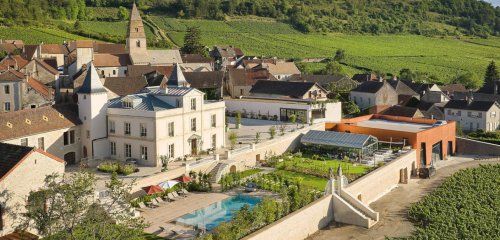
[176,175,192,183]
[142,185,163,195]
[159,180,179,189]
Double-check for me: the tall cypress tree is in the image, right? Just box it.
[181,27,204,55]
[483,61,499,93]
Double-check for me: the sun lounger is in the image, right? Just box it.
[155,197,165,204]
[179,189,190,196]
[137,202,147,209]
[167,193,177,200]
[172,191,184,198]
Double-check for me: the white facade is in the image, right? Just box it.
[444,104,500,132]
[77,63,109,159]
[107,89,226,167]
[225,98,342,123]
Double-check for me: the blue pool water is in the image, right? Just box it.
[176,195,261,231]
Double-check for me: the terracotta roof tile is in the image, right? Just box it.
[41,44,68,55]
[0,69,25,81]
[27,76,52,100]
[0,104,81,141]
[94,53,131,67]
[104,76,148,96]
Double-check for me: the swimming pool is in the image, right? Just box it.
[175,195,262,231]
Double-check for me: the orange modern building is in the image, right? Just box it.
[326,114,456,169]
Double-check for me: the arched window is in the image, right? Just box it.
[101,70,104,75]
[136,40,141,48]
[135,27,139,32]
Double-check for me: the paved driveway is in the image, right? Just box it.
[308,157,500,240]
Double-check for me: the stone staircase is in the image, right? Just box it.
[209,163,227,183]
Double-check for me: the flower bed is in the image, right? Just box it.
[97,162,137,175]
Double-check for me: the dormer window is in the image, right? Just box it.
[123,101,132,108]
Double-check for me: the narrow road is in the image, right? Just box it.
[308,157,500,240]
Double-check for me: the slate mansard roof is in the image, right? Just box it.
[108,93,174,112]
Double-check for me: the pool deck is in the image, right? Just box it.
[142,190,278,238]
[142,192,230,237]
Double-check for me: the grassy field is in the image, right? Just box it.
[0,26,90,44]
[273,170,328,191]
[2,16,498,83]
[148,16,499,83]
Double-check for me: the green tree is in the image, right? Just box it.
[342,100,360,116]
[483,61,498,91]
[181,27,204,55]
[321,61,344,75]
[333,49,345,62]
[235,111,242,129]
[453,71,482,89]
[117,6,129,20]
[229,131,238,149]
[255,132,260,144]
[269,126,277,139]
[289,114,297,126]
[21,171,146,239]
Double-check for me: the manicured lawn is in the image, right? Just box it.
[276,156,372,178]
[274,170,328,191]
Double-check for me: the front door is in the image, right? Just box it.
[191,139,198,155]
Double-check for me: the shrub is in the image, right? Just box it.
[97,162,137,176]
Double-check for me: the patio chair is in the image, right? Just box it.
[176,190,188,197]
[137,202,147,209]
[181,189,190,195]
[167,193,177,201]
[172,191,184,198]
[155,197,166,204]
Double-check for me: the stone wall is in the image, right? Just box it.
[243,195,334,240]
[344,150,416,205]
[456,137,500,156]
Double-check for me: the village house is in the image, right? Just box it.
[226,67,273,98]
[0,104,82,164]
[0,40,23,55]
[210,45,244,70]
[0,143,65,237]
[225,80,341,123]
[444,97,500,132]
[405,98,445,120]
[289,74,359,94]
[350,80,398,109]
[239,59,301,81]
[379,105,425,118]
[387,79,419,105]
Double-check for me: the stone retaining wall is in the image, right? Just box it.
[243,195,334,240]
[344,150,416,205]
[456,137,500,156]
